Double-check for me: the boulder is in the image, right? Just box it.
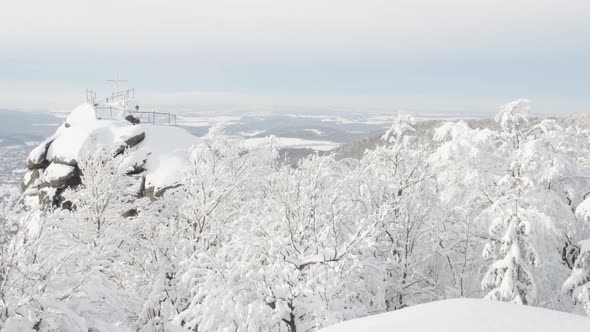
[41,163,77,188]
[114,130,146,156]
[26,134,57,169]
[125,114,141,125]
[122,208,138,218]
[125,131,145,147]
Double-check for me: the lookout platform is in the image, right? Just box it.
[85,81,178,126]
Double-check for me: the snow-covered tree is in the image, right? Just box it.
[360,113,442,309]
[428,121,498,298]
[563,238,590,315]
[480,99,579,307]
[481,195,539,305]
[164,127,277,330]
[0,150,150,331]
[63,149,136,239]
[563,198,590,315]
[231,155,382,331]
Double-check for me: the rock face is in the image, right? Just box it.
[113,127,145,156]
[42,163,77,188]
[23,102,198,208]
[21,169,41,192]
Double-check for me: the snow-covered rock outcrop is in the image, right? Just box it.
[23,103,198,206]
[319,298,590,332]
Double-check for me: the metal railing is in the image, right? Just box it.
[126,110,177,126]
[94,105,122,120]
[87,88,177,126]
[86,89,97,105]
[94,106,177,126]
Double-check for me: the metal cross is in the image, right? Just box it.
[107,73,128,94]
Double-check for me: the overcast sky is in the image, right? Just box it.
[1,0,589,113]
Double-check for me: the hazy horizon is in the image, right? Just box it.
[1,0,589,114]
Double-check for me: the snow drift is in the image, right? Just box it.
[319,299,590,332]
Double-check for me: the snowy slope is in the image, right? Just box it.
[319,299,590,332]
[123,124,197,193]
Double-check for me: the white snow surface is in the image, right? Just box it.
[240,130,266,137]
[318,299,590,332]
[576,196,590,221]
[46,104,142,165]
[243,136,339,151]
[304,128,325,135]
[65,102,97,126]
[580,239,590,253]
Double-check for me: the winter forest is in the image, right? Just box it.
[2,98,590,331]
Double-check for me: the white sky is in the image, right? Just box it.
[1,0,589,113]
